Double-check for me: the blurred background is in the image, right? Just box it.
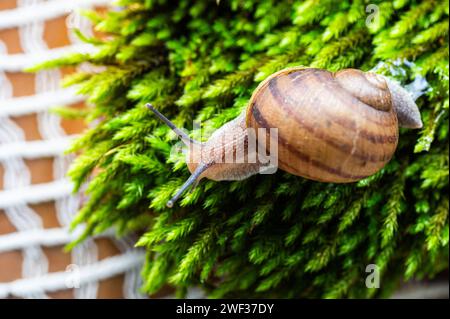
[0,0,147,299]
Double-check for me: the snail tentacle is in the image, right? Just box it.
[166,161,214,208]
[146,103,200,145]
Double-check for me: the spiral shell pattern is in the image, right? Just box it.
[246,67,399,183]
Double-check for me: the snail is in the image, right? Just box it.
[147,67,422,208]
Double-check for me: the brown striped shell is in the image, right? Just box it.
[246,67,399,183]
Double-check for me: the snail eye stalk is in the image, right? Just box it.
[166,162,213,208]
[147,103,211,208]
[146,103,200,145]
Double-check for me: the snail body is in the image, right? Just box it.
[147,66,422,207]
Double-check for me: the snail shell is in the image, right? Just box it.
[246,67,399,183]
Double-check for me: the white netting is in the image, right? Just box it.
[0,0,146,299]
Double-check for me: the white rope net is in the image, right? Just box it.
[0,0,146,299]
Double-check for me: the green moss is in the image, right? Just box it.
[36,0,448,298]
